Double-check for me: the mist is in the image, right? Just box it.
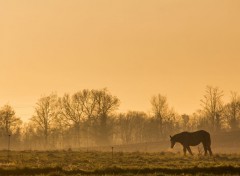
[0,86,238,154]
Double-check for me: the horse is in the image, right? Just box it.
[170,130,213,156]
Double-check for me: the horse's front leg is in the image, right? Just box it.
[186,146,193,155]
[183,146,187,156]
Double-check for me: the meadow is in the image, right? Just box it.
[0,150,239,175]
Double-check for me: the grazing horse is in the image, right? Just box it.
[170,130,213,156]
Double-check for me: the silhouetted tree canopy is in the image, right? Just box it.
[0,86,240,150]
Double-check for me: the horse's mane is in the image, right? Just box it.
[172,131,188,140]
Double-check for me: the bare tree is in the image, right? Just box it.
[150,94,169,137]
[22,122,42,150]
[74,89,98,120]
[0,105,22,149]
[68,89,99,147]
[181,114,190,131]
[31,94,58,149]
[0,105,22,135]
[117,111,146,144]
[73,89,99,146]
[201,86,224,132]
[223,92,240,130]
[59,93,84,148]
[128,111,147,143]
[59,89,119,147]
[93,88,120,145]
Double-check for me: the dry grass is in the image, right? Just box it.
[0,150,239,175]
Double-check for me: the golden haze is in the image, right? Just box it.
[1,0,240,121]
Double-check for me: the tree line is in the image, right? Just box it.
[0,86,240,150]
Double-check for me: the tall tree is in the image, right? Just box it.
[117,111,147,144]
[201,86,224,132]
[59,93,84,148]
[150,94,169,137]
[0,105,22,134]
[223,92,240,130]
[73,89,99,146]
[93,89,120,145]
[31,94,58,149]
[0,105,22,149]
[74,89,98,120]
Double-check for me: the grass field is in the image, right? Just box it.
[0,150,239,175]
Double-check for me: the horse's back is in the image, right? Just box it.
[194,130,210,138]
[181,130,211,146]
[196,130,210,135]
[193,130,211,144]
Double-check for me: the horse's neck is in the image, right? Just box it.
[175,133,188,142]
[174,134,182,142]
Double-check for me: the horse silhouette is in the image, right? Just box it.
[170,130,213,156]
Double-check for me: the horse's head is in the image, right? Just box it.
[170,135,176,148]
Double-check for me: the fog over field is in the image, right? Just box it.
[0,86,239,154]
[1,0,240,175]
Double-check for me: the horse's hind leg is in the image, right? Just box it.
[203,144,208,156]
[208,146,213,156]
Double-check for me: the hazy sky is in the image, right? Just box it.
[1,0,240,121]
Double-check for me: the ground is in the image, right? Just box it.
[0,150,239,175]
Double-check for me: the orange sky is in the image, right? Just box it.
[1,0,240,121]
